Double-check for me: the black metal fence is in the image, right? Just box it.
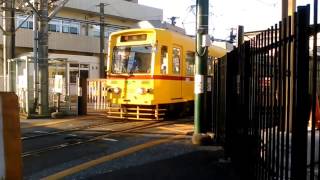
[213,4,320,180]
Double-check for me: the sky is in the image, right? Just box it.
[139,0,316,40]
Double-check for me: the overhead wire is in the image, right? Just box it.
[181,5,196,29]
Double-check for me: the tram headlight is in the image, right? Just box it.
[113,87,121,94]
[136,88,146,95]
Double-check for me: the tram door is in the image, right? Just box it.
[172,46,182,99]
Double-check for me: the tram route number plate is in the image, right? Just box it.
[195,75,204,94]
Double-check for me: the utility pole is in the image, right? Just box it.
[2,0,15,91]
[98,3,108,78]
[192,0,211,145]
[38,0,49,116]
[33,1,39,113]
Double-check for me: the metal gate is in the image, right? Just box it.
[213,4,320,180]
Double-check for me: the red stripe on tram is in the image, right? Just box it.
[107,75,194,81]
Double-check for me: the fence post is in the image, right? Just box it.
[0,92,22,179]
[224,50,238,157]
[291,5,310,180]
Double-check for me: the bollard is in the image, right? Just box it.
[0,92,22,180]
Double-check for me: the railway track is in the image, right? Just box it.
[21,119,124,141]
[21,114,109,129]
[22,119,191,158]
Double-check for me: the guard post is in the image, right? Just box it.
[0,92,22,179]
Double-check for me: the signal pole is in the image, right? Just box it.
[192,0,211,145]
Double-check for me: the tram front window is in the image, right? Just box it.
[112,45,152,74]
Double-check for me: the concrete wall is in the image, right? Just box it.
[65,0,163,21]
[57,8,138,27]
[0,29,102,54]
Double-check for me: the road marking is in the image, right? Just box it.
[157,126,193,134]
[33,130,49,134]
[43,134,186,180]
[102,138,118,142]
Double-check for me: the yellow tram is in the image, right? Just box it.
[102,28,226,120]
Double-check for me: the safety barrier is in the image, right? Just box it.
[87,79,111,110]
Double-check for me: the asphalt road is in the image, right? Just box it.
[21,114,238,180]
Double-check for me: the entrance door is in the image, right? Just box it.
[78,70,88,115]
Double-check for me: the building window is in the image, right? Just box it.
[92,25,100,37]
[62,20,70,33]
[15,15,128,37]
[80,64,89,69]
[62,20,80,35]
[28,21,33,29]
[70,63,79,68]
[70,26,78,34]
[49,24,57,32]
[91,25,123,38]
[105,27,121,37]
[69,71,78,83]
[48,19,61,32]
[16,15,33,29]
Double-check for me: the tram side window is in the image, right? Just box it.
[186,52,195,76]
[172,47,181,75]
[160,46,168,74]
